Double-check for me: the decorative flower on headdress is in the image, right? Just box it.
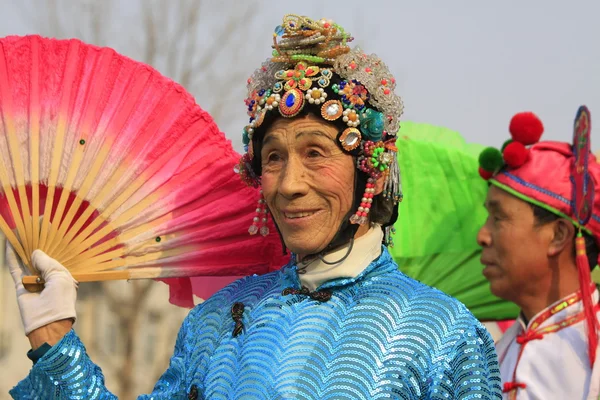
[235,153,260,188]
[336,79,369,110]
[358,141,391,178]
[245,89,269,117]
[275,62,320,92]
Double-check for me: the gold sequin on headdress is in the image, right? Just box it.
[271,15,353,65]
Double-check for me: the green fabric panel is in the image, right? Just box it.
[390,121,519,320]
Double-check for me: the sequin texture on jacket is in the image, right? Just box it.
[11,248,502,399]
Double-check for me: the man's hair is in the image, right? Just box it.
[531,203,599,270]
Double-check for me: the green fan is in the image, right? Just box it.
[390,122,519,321]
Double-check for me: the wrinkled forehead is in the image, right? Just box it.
[485,184,533,214]
[263,115,339,144]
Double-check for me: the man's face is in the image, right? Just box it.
[477,185,554,302]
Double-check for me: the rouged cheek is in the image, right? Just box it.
[261,171,279,186]
[309,165,355,210]
[259,172,279,204]
[312,164,352,184]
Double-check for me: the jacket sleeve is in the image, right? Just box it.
[9,329,118,399]
[427,324,503,400]
[10,310,195,399]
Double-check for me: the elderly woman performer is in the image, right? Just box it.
[9,15,501,399]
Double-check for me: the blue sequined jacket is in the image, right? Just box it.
[11,248,502,399]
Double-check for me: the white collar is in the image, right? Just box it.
[297,224,384,291]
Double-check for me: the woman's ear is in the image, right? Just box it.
[374,175,385,195]
[547,218,575,257]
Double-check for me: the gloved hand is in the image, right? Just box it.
[6,243,78,336]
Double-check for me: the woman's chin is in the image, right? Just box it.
[283,237,329,257]
[277,214,343,256]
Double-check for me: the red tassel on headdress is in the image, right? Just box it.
[575,232,599,367]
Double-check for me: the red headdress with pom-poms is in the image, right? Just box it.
[479,107,600,368]
[478,111,544,178]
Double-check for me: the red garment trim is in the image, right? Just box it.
[503,382,527,393]
[529,291,581,331]
[506,292,600,399]
[515,331,544,345]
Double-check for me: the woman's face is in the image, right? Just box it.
[260,114,359,256]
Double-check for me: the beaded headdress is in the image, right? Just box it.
[236,15,404,245]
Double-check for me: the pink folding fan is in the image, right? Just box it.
[0,35,288,307]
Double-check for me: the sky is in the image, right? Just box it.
[0,0,598,152]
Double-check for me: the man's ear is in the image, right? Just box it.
[548,219,575,257]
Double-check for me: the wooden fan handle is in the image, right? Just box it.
[22,268,168,287]
[22,270,130,286]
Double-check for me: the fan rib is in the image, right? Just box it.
[0,40,33,260]
[46,47,102,254]
[22,264,218,284]
[45,48,115,255]
[30,36,41,252]
[0,217,29,271]
[70,244,200,272]
[38,40,81,251]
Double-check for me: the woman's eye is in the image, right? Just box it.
[307,149,323,158]
[267,153,281,162]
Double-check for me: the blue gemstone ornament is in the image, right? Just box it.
[279,89,305,118]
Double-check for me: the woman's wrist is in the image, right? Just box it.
[27,319,73,350]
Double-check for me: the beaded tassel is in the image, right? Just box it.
[249,190,270,236]
[384,155,402,204]
[260,206,270,237]
[350,178,376,225]
[383,226,396,247]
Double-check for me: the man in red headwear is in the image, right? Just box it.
[477,107,600,399]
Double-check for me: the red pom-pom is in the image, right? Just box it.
[509,112,544,145]
[478,167,494,180]
[503,141,529,168]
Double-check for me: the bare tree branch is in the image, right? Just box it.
[176,3,201,88]
[190,6,258,76]
[165,0,195,81]
[46,0,65,38]
[151,319,180,383]
[90,1,108,45]
[142,0,159,67]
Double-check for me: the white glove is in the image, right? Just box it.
[6,244,78,335]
